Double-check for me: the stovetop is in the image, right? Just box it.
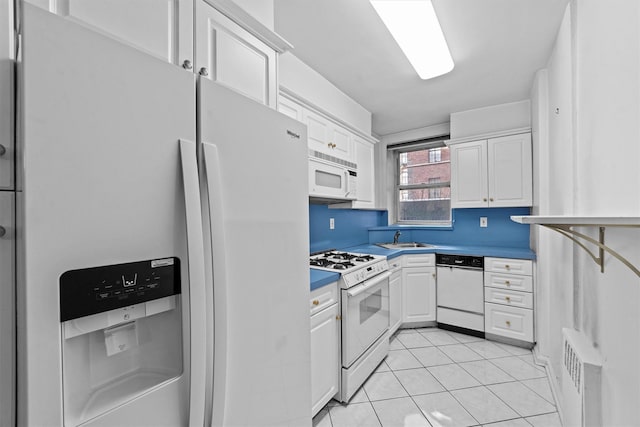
[309,250,382,271]
[310,250,389,288]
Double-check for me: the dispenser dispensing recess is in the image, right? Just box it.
[59,258,183,427]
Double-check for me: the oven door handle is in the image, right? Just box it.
[346,271,392,297]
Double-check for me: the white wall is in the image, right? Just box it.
[449,100,531,141]
[233,0,274,29]
[278,52,372,135]
[533,1,640,424]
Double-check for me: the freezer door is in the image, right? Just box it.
[0,192,14,427]
[199,80,311,427]
[19,5,200,426]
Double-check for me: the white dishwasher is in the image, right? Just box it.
[436,254,485,335]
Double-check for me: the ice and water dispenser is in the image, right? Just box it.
[59,257,183,426]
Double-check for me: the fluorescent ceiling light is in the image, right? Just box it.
[370,0,454,80]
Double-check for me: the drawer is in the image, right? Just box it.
[437,307,484,332]
[402,254,435,268]
[485,302,533,342]
[388,258,402,272]
[485,287,533,309]
[310,281,338,316]
[485,272,533,292]
[484,257,532,276]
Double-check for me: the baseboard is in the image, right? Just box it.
[532,346,565,425]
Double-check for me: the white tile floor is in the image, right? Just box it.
[314,327,562,427]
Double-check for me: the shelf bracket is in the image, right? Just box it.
[542,225,640,278]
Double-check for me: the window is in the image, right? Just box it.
[394,143,451,224]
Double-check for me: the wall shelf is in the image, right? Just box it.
[511,215,640,278]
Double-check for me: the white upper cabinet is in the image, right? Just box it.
[277,96,303,122]
[303,108,353,162]
[25,0,193,68]
[451,133,532,208]
[351,136,376,208]
[487,134,533,207]
[450,139,488,208]
[195,0,277,108]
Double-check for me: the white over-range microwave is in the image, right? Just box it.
[308,151,357,202]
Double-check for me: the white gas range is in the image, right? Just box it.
[309,250,390,402]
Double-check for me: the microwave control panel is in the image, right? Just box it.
[60,257,181,322]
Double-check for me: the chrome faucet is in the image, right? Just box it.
[393,231,401,244]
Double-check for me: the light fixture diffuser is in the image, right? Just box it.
[370,0,454,79]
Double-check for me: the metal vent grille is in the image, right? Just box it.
[309,149,357,170]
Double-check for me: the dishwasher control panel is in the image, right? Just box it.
[436,254,484,269]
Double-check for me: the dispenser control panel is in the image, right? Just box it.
[60,257,181,322]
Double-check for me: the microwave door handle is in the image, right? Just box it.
[344,170,350,197]
[346,271,392,297]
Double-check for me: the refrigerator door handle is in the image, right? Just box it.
[202,141,230,427]
[179,139,207,427]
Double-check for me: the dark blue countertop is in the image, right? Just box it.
[310,269,340,291]
[345,244,536,261]
[309,244,535,290]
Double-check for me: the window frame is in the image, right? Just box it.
[393,141,452,225]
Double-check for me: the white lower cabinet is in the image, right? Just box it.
[388,259,402,335]
[484,257,534,344]
[310,283,340,417]
[401,254,436,324]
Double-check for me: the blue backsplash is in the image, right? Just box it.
[309,205,531,252]
[309,205,388,253]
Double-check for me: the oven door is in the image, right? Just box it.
[341,271,391,367]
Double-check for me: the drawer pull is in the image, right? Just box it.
[505,265,511,270]
[506,320,511,327]
[505,296,511,302]
[432,273,436,279]
[505,280,511,286]
[312,300,320,305]
[336,315,342,320]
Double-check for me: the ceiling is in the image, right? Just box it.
[274,0,569,137]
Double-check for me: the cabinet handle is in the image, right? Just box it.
[505,280,511,286]
[0,226,5,238]
[0,144,5,156]
[182,59,193,70]
[312,300,319,305]
[483,198,488,202]
[505,265,510,270]
[505,296,511,302]
[199,67,209,76]
[336,315,342,320]
[432,273,436,279]
[506,320,511,327]
[490,198,494,202]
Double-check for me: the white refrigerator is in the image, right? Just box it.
[13,5,311,426]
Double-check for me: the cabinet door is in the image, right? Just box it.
[195,0,276,107]
[352,136,376,208]
[450,140,488,208]
[310,303,340,416]
[25,0,193,67]
[330,125,352,161]
[303,109,353,161]
[487,134,532,207]
[303,109,332,155]
[402,267,436,323]
[0,192,14,427]
[389,270,402,335]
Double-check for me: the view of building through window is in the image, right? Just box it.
[397,145,451,223]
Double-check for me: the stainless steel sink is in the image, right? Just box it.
[376,242,435,249]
